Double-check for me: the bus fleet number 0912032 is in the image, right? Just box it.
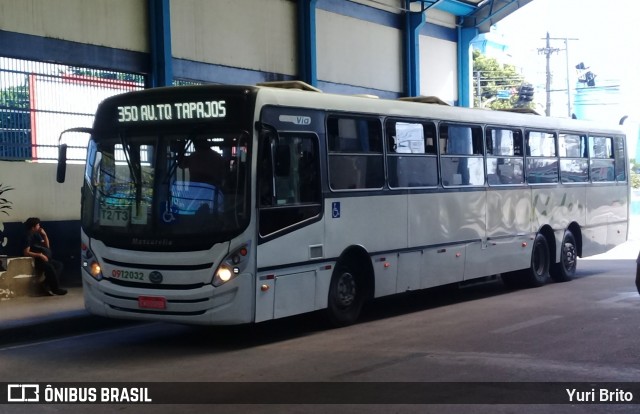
[111,269,145,281]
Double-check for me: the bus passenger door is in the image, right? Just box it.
[255,127,323,322]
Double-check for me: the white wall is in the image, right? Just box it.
[171,0,297,76]
[419,36,457,103]
[317,9,403,93]
[0,0,148,52]
[0,0,460,97]
[0,161,83,223]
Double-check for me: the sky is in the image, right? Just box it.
[498,0,637,79]
[492,0,640,126]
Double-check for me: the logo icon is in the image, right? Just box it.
[7,384,40,402]
[149,271,163,284]
[332,202,341,219]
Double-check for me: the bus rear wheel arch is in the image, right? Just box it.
[325,247,374,327]
[502,232,551,289]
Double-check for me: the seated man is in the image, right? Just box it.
[22,217,67,296]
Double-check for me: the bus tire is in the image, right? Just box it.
[522,233,551,287]
[325,262,364,327]
[550,230,577,282]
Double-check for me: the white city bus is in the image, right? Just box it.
[57,82,629,326]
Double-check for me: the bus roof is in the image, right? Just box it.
[97,83,627,137]
[253,84,626,136]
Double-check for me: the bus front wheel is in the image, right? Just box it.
[524,233,551,287]
[326,263,364,327]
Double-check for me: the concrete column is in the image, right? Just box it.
[457,26,478,107]
[297,0,318,87]
[404,1,425,97]
[148,0,173,88]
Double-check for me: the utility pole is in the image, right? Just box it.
[476,71,482,107]
[538,33,560,116]
[537,32,578,117]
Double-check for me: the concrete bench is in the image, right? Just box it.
[0,256,44,298]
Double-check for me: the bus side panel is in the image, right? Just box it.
[325,195,407,299]
[256,220,326,322]
[552,186,586,230]
[584,185,617,256]
[531,186,577,231]
[325,195,408,256]
[606,184,629,251]
[396,250,421,292]
[468,187,533,278]
[408,191,484,285]
[257,221,325,269]
[255,273,275,323]
[273,270,316,319]
[421,245,465,288]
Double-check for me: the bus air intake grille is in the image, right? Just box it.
[102,258,213,271]
[106,277,205,290]
[108,305,207,316]
[104,292,208,304]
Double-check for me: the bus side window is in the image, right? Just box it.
[328,116,384,190]
[614,136,627,181]
[439,123,484,186]
[486,127,524,185]
[385,119,438,188]
[558,132,588,183]
[259,132,322,238]
[589,135,615,182]
[526,130,558,184]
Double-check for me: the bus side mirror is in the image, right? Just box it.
[57,144,68,183]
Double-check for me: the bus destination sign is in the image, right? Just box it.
[117,100,227,123]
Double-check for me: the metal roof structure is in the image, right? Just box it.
[415,0,534,33]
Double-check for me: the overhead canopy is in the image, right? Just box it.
[412,0,535,33]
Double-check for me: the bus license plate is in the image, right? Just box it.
[138,296,167,310]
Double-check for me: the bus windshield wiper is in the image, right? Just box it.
[164,139,189,184]
[119,133,143,216]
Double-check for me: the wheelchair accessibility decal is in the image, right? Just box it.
[332,202,341,219]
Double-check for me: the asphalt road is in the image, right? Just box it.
[1,254,639,414]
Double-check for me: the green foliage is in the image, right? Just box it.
[0,184,13,216]
[68,68,143,84]
[631,172,640,190]
[0,84,29,109]
[472,50,534,111]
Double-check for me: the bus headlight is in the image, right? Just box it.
[214,265,233,285]
[81,243,103,281]
[212,243,250,287]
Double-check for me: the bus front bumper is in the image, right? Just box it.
[81,272,255,325]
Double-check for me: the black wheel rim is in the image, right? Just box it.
[562,241,577,273]
[336,271,356,309]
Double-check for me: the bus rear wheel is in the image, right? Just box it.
[326,263,364,327]
[550,230,577,282]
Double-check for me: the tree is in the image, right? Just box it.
[0,83,32,159]
[472,50,534,111]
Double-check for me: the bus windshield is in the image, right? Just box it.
[81,128,250,250]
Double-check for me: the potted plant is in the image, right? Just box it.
[0,183,13,258]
